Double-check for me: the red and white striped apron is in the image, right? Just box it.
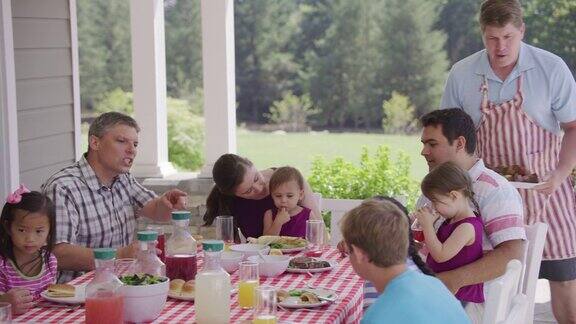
[476,74,576,260]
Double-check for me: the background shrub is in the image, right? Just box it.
[381,91,416,134]
[308,145,419,210]
[266,92,318,132]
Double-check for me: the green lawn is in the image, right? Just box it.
[81,126,427,182]
[237,129,428,182]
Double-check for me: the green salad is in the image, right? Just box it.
[288,290,306,297]
[119,273,167,286]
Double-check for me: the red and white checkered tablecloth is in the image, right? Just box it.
[14,247,364,323]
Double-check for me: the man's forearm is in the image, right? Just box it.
[557,124,576,176]
[445,239,525,287]
[53,243,96,272]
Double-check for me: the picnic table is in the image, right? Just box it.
[15,247,364,323]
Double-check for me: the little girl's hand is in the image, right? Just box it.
[414,207,435,228]
[277,208,291,225]
[4,288,35,314]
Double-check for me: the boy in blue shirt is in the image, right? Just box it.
[340,200,470,324]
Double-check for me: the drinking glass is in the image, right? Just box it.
[215,215,234,244]
[114,258,136,277]
[238,261,259,309]
[253,286,277,324]
[305,219,324,257]
[409,202,441,243]
[410,219,425,243]
[0,302,11,323]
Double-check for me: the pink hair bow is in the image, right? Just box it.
[6,184,31,204]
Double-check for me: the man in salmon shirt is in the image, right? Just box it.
[417,108,526,322]
[440,0,576,322]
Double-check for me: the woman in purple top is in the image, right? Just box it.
[204,154,320,241]
[263,167,315,238]
[415,162,484,303]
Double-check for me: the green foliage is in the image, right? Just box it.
[77,0,132,108]
[436,0,484,65]
[235,0,302,123]
[307,146,419,210]
[93,88,132,115]
[265,92,318,131]
[167,98,204,171]
[165,0,203,99]
[92,89,204,170]
[381,92,415,134]
[78,0,576,131]
[307,0,381,129]
[376,0,449,117]
[524,0,576,73]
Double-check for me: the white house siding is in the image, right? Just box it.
[12,0,77,190]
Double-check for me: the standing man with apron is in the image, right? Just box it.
[440,0,576,322]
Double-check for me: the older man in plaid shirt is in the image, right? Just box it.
[43,112,187,282]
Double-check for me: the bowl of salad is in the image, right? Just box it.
[120,274,169,323]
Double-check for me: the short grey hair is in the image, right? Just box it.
[88,112,140,138]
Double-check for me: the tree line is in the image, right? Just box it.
[78,0,576,131]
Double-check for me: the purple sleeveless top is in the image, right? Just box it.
[426,217,484,303]
[232,195,275,239]
[271,206,311,238]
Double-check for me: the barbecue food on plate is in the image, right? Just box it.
[169,279,195,297]
[269,249,283,256]
[46,284,75,297]
[276,289,321,304]
[248,236,307,249]
[492,165,540,183]
[277,289,289,302]
[289,257,330,269]
[300,292,320,304]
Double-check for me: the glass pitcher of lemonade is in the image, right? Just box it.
[195,240,231,324]
[165,211,197,280]
[85,248,124,324]
[135,230,166,276]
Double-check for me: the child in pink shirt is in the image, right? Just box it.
[0,185,57,315]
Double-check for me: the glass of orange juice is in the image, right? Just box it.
[238,261,259,309]
[252,286,277,324]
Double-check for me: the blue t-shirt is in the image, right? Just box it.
[362,270,470,324]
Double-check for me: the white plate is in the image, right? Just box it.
[278,288,336,308]
[168,291,194,301]
[40,283,86,305]
[286,260,337,274]
[510,182,543,189]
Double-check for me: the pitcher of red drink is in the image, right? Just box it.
[85,248,124,324]
[165,211,197,281]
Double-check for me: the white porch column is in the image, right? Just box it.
[129,0,176,178]
[198,0,237,178]
[0,0,19,198]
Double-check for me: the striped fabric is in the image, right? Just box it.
[15,248,365,324]
[477,73,576,260]
[0,254,57,299]
[417,160,526,252]
[42,155,156,282]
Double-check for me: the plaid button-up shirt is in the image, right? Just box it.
[42,155,156,282]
